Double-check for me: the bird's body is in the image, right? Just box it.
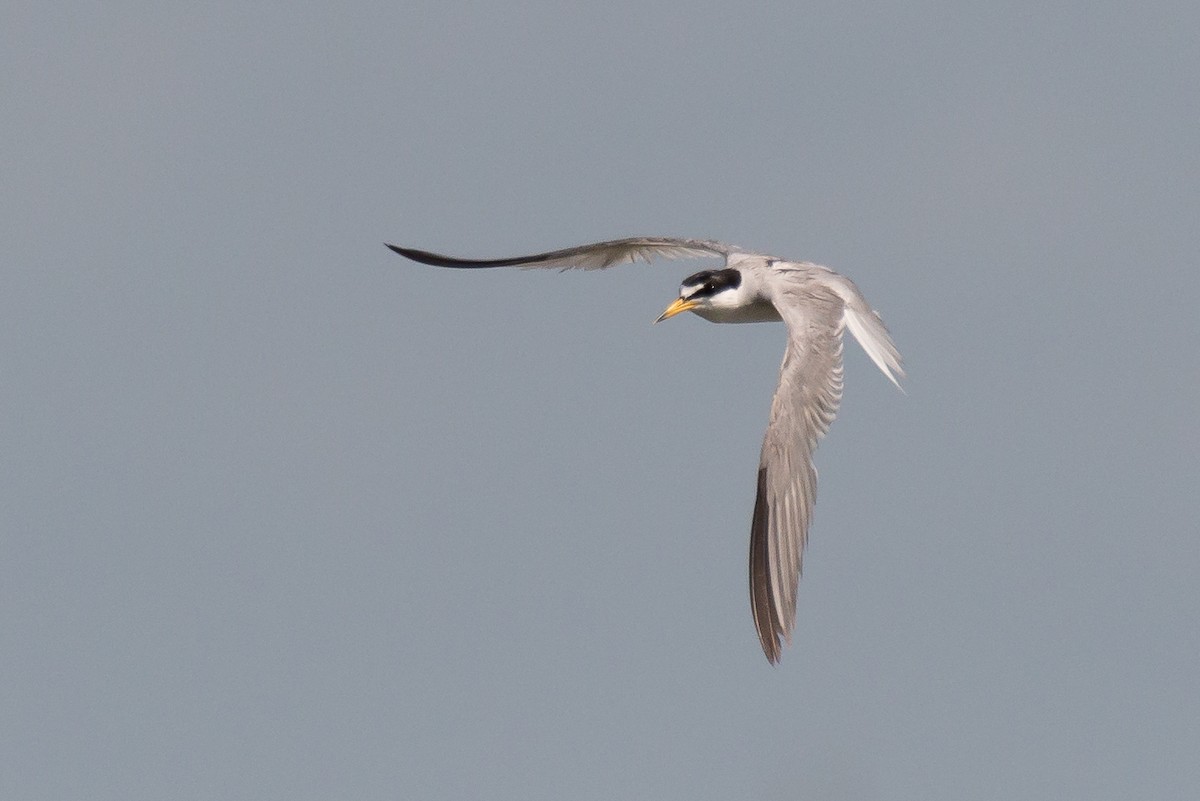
[387,237,903,663]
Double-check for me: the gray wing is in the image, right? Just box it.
[385,237,737,271]
[750,282,845,664]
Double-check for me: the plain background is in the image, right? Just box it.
[4,2,1198,799]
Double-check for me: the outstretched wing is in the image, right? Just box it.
[385,237,737,271]
[750,282,845,664]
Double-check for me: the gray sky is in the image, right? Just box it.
[4,2,1198,799]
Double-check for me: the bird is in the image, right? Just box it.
[386,237,903,663]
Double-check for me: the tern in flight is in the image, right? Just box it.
[387,237,903,663]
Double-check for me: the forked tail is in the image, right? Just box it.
[827,275,905,389]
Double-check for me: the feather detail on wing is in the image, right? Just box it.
[750,285,845,664]
[385,238,738,271]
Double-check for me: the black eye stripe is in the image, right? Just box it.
[682,268,741,298]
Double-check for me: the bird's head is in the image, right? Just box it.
[655,268,746,322]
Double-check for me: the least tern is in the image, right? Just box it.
[387,237,903,663]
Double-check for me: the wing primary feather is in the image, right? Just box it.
[750,467,782,665]
[384,243,538,268]
[385,238,739,272]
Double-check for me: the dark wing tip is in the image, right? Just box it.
[384,243,532,269]
[385,243,461,267]
[384,243,430,261]
[749,467,784,665]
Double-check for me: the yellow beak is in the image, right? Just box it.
[654,297,699,323]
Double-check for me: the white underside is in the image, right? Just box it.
[692,300,782,324]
